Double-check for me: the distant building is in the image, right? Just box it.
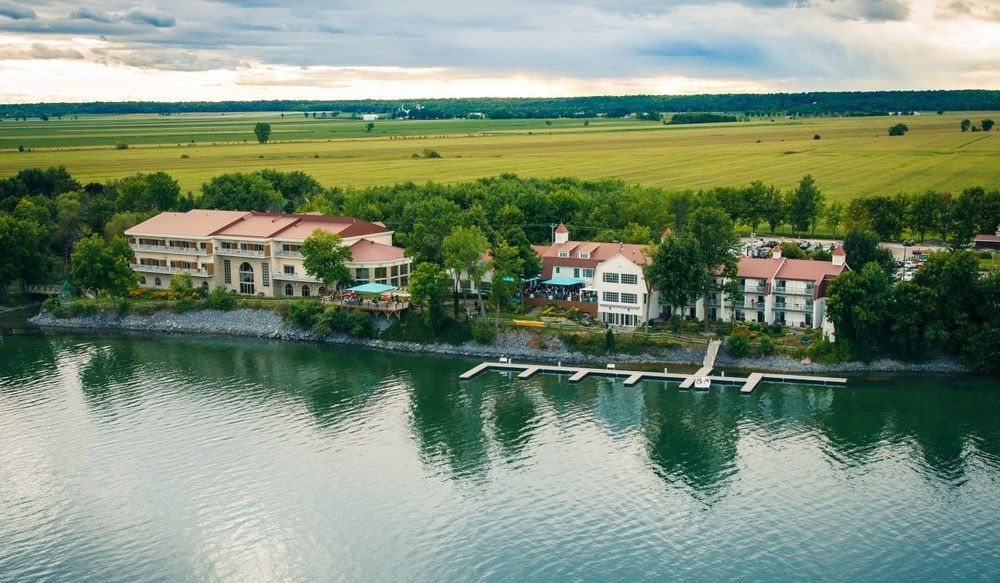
[125,210,411,297]
[361,114,379,121]
[974,226,1000,250]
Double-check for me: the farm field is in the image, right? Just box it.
[1,112,997,199]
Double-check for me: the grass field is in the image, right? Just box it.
[1,111,997,200]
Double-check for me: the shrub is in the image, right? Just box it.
[169,273,195,297]
[286,300,323,329]
[173,297,196,313]
[471,320,496,344]
[726,334,752,357]
[115,142,129,150]
[604,329,616,352]
[758,335,776,356]
[422,148,442,158]
[566,307,582,321]
[41,297,59,312]
[117,299,130,317]
[205,286,236,311]
[813,134,821,140]
[888,123,908,136]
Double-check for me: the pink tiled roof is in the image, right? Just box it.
[776,258,846,283]
[272,215,388,241]
[737,257,784,280]
[534,239,651,278]
[975,234,1000,243]
[832,245,846,256]
[348,239,406,262]
[216,214,299,238]
[555,223,569,234]
[125,210,249,237]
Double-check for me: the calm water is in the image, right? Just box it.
[1,313,998,581]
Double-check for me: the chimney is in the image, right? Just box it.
[619,241,624,253]
[554,222,569,244]
[772,245,782,259]
[832,244,846,266]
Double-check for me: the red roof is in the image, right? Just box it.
[975,234,1000,243]
[348,239,406,262]
[737,257,784,280]
[126,209,392,242]
[832,245,846,256]
[554,223,569,234]
[533,239,651,278]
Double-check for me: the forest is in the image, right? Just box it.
[2,90,998,120]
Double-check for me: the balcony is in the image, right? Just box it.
[215,247,266,258]
[275,249,303,258]
[132,263,208,277]
[743,282,766,293]
[742,299,765,309]
[774,302,813,312]
[131,243,203,255]
[272,271,320,283]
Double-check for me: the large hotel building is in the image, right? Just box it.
[125,209,412,297]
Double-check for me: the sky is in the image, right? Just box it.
[1,0,998,103]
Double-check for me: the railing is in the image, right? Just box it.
[131,243,202,255]
[744,283,766,292]
[275,250,303,258]
[775,286,814,296]
[132,263,208,276]
[215,247,265,258]
[272,271,320,283]
[775,302,813,312]
[742,299,764,309]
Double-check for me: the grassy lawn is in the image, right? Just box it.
[1,112,996,200]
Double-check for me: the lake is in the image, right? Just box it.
[1,314,997,581]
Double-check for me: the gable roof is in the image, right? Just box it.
[125,210,249,238]
[347,239,406,262]
[126,209,391,242]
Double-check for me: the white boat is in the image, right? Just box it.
[693,376,712,390]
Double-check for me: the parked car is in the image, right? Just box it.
[903,239,916,247]
[764,240,778,248]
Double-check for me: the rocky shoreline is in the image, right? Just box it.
[28,309,970,375]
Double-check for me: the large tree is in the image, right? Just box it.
[441,225,491,308]
[687,206,741,326]
[825,262,892,355]
[0,215,48,296]
[644,233,706,315]
[110,172,180,212]
[254,122,272,144]
[408,262,451,329]
[200,172,285,211]
[69,234,136,297]
[489,238,524,323]
[300,229,352,288]
[908,190,940,243]
[843,229,895,275]
[825,200,844,235]
[786,174,825,235]
[761,184,786,234]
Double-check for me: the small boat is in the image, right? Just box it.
[693,376,712,390]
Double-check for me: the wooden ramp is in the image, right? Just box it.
[703,340,721,369]
[569,370,589,382]
[459,362,491,379]
[741,372,764,393]
[623,373,644,386]
[679,366,713,389]
[517,366,540,379]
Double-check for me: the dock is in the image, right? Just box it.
[460,340,845,393]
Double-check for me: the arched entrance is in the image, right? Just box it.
[285,283,293,296]
[301,285,310,297]
[239,262,255,295]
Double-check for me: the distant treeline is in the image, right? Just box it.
[1,90,998,120]
[668,112,739,124]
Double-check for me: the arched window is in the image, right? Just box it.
[301,285,310,297]
[285,283,293,296]
[154,277,161,286]
[239,262,255,295]
[318,286,327,296]
[140,276,146,285]
[201,281,209,290]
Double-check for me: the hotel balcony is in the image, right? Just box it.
[743,282,766,293]
[131,243,203,255]
[132,264,208,277]
[275,250,303,258]
[215,247,266,258]
[774,302,813,312]
[774,285,814,297]
[272,272,321,283]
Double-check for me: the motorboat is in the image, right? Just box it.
[693,376,712,390]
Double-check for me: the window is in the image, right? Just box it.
[391,265,399,276]
[262,263,270,287]
[558,251,569,258]
[239,262,255,295]
[154,277,162,286]
[579,252,589,259]
[223,260,232,284]
[284,265,295,275]
[139,276,146,285]
[284,283,293,296]
[573,268,580,278]
[400,264,409,276]
[583,269,594,278]
[355,267,370,281]
[319,286,327,296]
[602,272,619,284]
[621,273,638,285]
[621,292,638,304]
[301,285,310,297]
[602,291,619,303]
[375,267,388,280]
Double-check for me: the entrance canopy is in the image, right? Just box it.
[347,282,398,294]
[541,277,585,286]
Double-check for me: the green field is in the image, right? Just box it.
[1,112,997,199]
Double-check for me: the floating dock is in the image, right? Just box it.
[459,357,845,393]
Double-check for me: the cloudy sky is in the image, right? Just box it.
[1,0,998,102]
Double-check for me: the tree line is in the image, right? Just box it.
[2,90,998,120]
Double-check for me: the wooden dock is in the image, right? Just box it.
[459,358,846,394]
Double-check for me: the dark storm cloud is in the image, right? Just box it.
[0,1,36,20]
[124,7,175,27]
[70,6,115,23]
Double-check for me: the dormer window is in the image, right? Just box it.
[558,251,569,258]
[579,252,590,259]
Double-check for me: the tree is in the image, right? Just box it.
[442,225,490,309]
[169,272,195,296]
[687,206,741,328]
[960,118,971,132]
[742,180,769,232]
[825,200,844,235]
[644,234,706,315]
[621,222,653,244]
[0,215,48,296]
[408,262,451,329]
[913,250,981,352]
[300,229,352,287]
[111,171,180,212]
[489,238,524,323]
[887,123,908,136]
[761,183,786,233]
[365,122,375,133]
[982,119,995,132]
[254,122,272,144]
[69,234,136,297]
[104,211,153,240]
[825,262,892,356]
[787,175,825,235]
[200,172,285,211]
[888,282,938,360]
[858,194,907,241]
[905,190,937,243]
[843,229,894,275]
[951,186,985,245]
